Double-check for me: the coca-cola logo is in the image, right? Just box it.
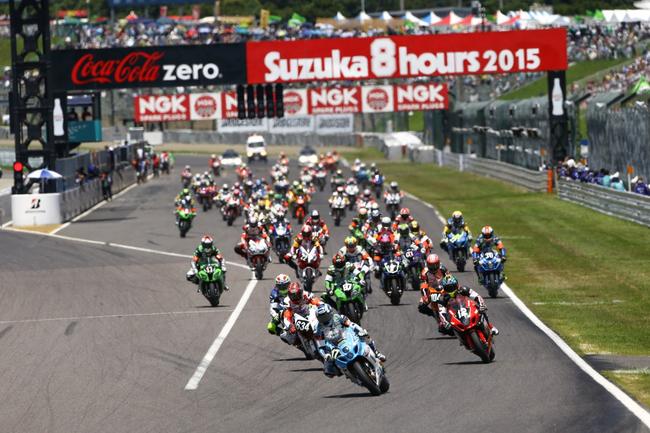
[193,95,218,118]
[366,88,389,111]
[72,52,163,85]
[284,91,304,115]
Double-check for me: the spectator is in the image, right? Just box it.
[81,107,93,121]
[67,108,78,121]
[632,176,650,195]
[610,172,626,191]
[100,171,113,200]
[75,167,87,185]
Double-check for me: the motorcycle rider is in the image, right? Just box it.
[362,205,382,235]
[392,207,415,231]
[440,210,473,251]
[409,220,433,253]
[338,237,374,293]
[436,275,499,336]
[234,217,271,259]
[315,304,385,377]
[472,225,507,276]
[384,181,403,200]
[285,225,322,277]
[267,274,292,336]
[376,216,395,243]
[324,253,366,296]
[186,235,228,290]
[417,254,450,333]
[394,222,416,251]
[305,210,330,252]
[174,187,194,207]
[328,186,349,209]
[282,282,322,346]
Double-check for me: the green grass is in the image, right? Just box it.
[374,162,650,356]
[408,111,424,132]
[338,146,385,162]
[500,58,631,100]
[602,371,650,408]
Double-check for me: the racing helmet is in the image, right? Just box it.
[287,282,303,303]
[333,253,346,269]
[311,210,320,221]
[316,303,334,326]
[275,274,291,294]
[426,254,440,272]
[201,235,214,250]
[452,211,464,226]
[441,275,459,295]
[301,225,313,237]
[399,207,411,219]
[344,236,358,251]
[410,220,420,233]
[481,225,494,239]
[381,216,392,228]
[390,181,399,191]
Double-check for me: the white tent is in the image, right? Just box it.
[334,11,347,21]
[423,11,441,25]
[357,11,371,21]
[380,11,394,21]
[403,11,427,26]
[495,10,509,25]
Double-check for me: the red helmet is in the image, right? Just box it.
[482,225,494,239]
[301,225,313,237]
[288,282,303,302]
[399,207,411,218]
[426,254,440,271]
[333,253,346,268]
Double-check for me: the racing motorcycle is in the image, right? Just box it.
[270,220,292,263]
[330,195,347,227]
[197,259,225,307]
[314,168,327,191]
[371,173,384,199]
[355,167,369,188]
[403,245,424,291]
[247,238,270,280]
[290,308,322,361]
[211,159,221,177]
[176,204,196,238]
[296,242,321,293]
[344,183,359,211]
[384,192,402,220]
[323,277,365,325]
[446,230,470,272]
[223,197,242,226]
[198,184,216,212]
[380,253,406,305]
[477,250,504,298]
[293,195,308,225]
[447,294,496,363]
[323,327,389,396]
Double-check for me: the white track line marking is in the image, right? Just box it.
[1,219,13,228]
[402,188,650,426]
[0,309,234,325]
[3,224,250,270]
[185,275,258,390]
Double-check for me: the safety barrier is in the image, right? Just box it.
[60,166,136,222]
[409,146,548,192]
[557,179,650,227]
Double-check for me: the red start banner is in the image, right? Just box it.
[245,28,567,84]
[134,83,449,121]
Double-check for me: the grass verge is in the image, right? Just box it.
[499,58,631,100]
[602,371,650,408]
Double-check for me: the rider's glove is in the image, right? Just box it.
[357,328,368,337]
[323,353,332,362]
[289,324,296,334]
[501,256,507,263]
[478,302,487,312]
[443,322,452,331]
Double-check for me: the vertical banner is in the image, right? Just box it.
[547,70,568,162]
[361,85,395,113]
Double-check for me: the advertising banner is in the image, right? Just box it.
[246,29,567,84]
[217,117,268,132]
[394,83,449,111]
[308,86,362,114]
[282,88,309,116]
[268,116,314,134]
[361,85,395,113]
[315,114,354,135]
[134,94,190,122]
[51,44,247,91]
[189,93,221,120]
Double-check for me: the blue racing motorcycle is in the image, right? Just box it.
[325,328,389,396]
[477,249,504,298]
[446,230,470,272]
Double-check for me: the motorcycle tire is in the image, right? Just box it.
[487,273,499,298]
[344,302,360,324]
[351,359,382,396]
[297,341,314,360]
[389,280,401,306]
[334,216,341,227]
[206,282,221,307]
[203,202,209,212]
[227,216,234,227]
[255,263,264,281]
[470,331,492,363]
[379,375,390,394]
[456,257,466,273]
[303,270,314,293]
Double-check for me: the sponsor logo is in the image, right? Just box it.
[309,87,360,114]
[72,51,163,85]
[365,88,389,111]
[283,91,304,115]
[30,198,41,209]
[264,50,369,82]
[395,84,448,110]
[193,95,218,118]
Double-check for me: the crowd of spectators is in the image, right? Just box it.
[557,158,649,196]
[578,51,650,95]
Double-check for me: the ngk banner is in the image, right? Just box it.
[282,89,309,116]
[51,44,247,91]
[189,93,221,120]
[246,28,567,84]
[135,94,190,122]
[394,83,448,111]
[309,87,361,114]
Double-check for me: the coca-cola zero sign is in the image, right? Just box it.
[51,44,247,91]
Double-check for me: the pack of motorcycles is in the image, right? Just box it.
[174,155,505,396]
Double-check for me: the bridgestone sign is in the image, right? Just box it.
[50,29,567,90]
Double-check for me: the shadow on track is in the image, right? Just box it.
[323,392,374,399]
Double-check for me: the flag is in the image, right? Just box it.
[632,77,650,95]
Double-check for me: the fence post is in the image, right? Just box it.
[459,154,464,172]
[547,169,554,193]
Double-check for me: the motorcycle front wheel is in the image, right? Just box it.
[351,359,382,396]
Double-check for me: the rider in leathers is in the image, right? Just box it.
[315,304,385,377]
[267,274,292,337]
[186,235,228,290]
[436,275,499,336]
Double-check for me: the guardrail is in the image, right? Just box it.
[410,146,548,192]
[557,179,650,227]
[60,166,136,221]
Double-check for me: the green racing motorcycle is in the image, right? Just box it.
[176,204,196,238]
[323,276,366,325]
[197,259,225,307]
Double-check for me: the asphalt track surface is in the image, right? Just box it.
[0,155,647,433]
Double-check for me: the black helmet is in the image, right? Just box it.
[441,275,459,294]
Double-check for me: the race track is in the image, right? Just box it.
[0,154,646,433]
